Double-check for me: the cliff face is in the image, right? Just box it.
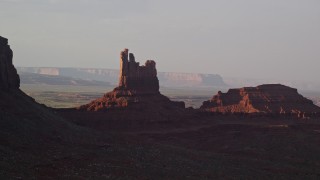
[78,49,185,111]
[201,84,320,117]
[0,36,20,90]
[118,49,159,94]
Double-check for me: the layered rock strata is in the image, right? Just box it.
[78,49,184,111]
[201,84,320,117]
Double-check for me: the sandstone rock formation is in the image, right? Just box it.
[117,48,159,95]
[78,49,185,111]
[0,36,20,90]
[201,84,320,117]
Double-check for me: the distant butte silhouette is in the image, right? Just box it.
[78,49,185,111]
[201,84,320,118]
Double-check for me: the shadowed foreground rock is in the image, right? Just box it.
[78,49,185,111]
[0,36,104,178]
[201,84,320,118]
[0,36,20,90]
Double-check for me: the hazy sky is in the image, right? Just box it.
[1,0,319,82]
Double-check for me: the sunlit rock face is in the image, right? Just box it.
[0,36,20,90]
[78,49,184,111]
[201,84,320,117]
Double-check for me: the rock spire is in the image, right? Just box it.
[118,48,159,94]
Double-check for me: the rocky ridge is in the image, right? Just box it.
[78,49,185,111]
[0,36,82,139]
[201,84,320,118]
[0,36,109,179]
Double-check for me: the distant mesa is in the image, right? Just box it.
[78,49,185,111]
[17,68,226,88]
[201,84,320,118]
[19,72,111,86]
[0,36,20,90]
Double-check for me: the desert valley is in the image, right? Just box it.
[1,35,320,179]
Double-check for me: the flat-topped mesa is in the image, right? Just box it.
[0,36,20,90]
[117,49,159,94]
[201,84,320,118]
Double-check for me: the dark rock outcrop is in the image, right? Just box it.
[0,37,113,179]
[78,49,185,111]
[201,84,320,117]
[0,36,20,90]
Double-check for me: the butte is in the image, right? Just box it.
[78,49,185,112]
[201,84,320,118]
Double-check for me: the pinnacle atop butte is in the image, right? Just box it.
[116,48,159,95]
[78,49,185,111]
[201,84,320,118]
[0,36,20,90]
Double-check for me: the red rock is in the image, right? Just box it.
[78,49,184,111]
[118,49,159,94]
[201,84,320,117]
[0,36,20,90]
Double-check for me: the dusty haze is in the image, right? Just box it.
[1,0,319,83]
